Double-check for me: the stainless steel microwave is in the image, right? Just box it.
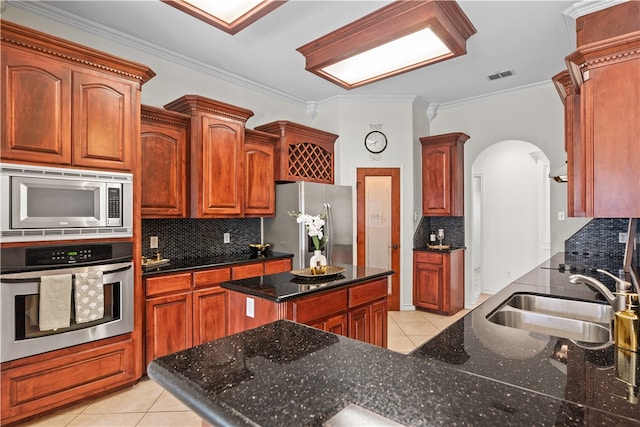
[1,163,133,242]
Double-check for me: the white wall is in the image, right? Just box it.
[473,140,549,295]
[430,84,590,306]
[316,98,425,310]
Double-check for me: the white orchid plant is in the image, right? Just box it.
[289,208,328,251]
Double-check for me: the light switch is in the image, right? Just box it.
[246,297,255,318]
[558,211,566,221]
[150,236,158,248]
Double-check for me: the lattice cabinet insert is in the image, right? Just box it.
[255,120,338,184]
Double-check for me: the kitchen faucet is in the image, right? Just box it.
[569,269,633,312]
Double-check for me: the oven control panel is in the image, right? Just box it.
[26,244,113,266]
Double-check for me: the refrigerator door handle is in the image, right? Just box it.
[324,202,332,265]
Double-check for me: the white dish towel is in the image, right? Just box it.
[74,270,104,323]
[39,274,72,331]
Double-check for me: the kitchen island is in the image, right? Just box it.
[221,264,393,347]
[148,254,640,426]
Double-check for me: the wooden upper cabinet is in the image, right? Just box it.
[0,20,155,171]
[140,105,189,217]
[164,95,254,218]
[552,71,584,218]
[71,70,136,171]
[419,133,468,216]
[563,3,640,217]
[254,120,338,184]
[244,129,277,217]
[1,48,72,164]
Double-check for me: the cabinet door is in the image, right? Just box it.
[197,115,243,216]
[422,145,452,215]
[141,117,187,217]
[309,313,347,336]
[413,255,443,311]
[244,141,275,217]
[370,299,387,348]
[1,47,72,164]
[193,287,226,345]
[72,70,135,171]
[584,60,640,217]
[348,306,370,343]
[145,292,192,365]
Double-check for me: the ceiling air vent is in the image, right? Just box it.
[488,69,515,81]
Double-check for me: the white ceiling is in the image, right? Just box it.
[10,1,603,106]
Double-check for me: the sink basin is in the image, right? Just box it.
[502,293,613,324]
[487,293,613,344]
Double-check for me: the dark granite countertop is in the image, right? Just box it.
[413,246,466,253]
[147,253,640,426]
[141,251,293,277]
[220,264,394,302]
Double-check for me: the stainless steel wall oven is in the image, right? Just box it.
[1,242,133,362]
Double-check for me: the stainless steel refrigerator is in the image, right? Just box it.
[263,182,353,269]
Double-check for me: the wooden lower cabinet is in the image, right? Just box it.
[144,258,292,367]
[310,313,348,336]
[145,292,193,364]
[413,250,465,315]
[227,277,388,348]
[1,336,135,425]
[193,287,226,346]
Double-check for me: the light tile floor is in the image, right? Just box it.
[17,296,491,427]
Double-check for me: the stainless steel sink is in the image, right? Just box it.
[502,293,613,324]
[486,293,613,344]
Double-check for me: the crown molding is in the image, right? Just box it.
[562,0,630,49]
[8,0,308,108]
[437,80,555,111]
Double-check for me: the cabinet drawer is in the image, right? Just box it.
[264,258,292,275]
[193,268,231,288]
[1,339,134,424]
[348,279,388,308]
[232,263,264,280]
[414,251,443,264]
[290,290,347,324]
[145,273,192,297]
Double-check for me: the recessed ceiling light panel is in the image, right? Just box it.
[162,0,286,35]
[297,0,476,89]
[322,28,452,86]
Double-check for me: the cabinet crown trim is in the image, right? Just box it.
[419,132,470,146]
[255,121,339,143]
[141,105,191,127]
[1,19,156,84]
[164,95,254,122]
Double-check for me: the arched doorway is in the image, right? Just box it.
[471,140,550,297]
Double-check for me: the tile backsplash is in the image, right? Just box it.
[413,217,465,249]
[142,218,261,260]
[564,218,638,273]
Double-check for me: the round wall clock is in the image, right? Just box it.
[364,130,387,154]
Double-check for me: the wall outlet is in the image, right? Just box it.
[224,232,231,244]
[619,232,628,243]
[150,236,158,249]
[246,297,255,318]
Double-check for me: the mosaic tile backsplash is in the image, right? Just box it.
[413,216,465,249]
[142,218,261,260]
[564,218,638,273]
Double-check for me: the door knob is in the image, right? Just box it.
[392,244,399,249]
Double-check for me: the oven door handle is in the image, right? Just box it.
[0,262,133,283]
